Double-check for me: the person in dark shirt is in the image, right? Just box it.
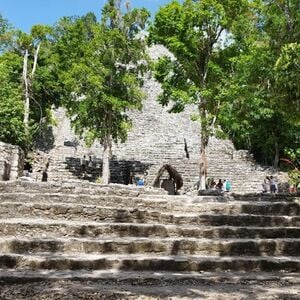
[216,179,223,190]
[23,161,32,176]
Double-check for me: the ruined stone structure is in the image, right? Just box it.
[31,45,287,194]
[0,45,285,192]
[0,181,299,298]
[0,142,24,181]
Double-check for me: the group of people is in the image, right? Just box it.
[207,178,232,192]
[80,155,94,177]
[23,158,49,182]
[262,176,278,193]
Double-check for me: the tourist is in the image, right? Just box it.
[206,178,211,190]
[137,178,145,186]
[81,155,87,177]
[222,179,227,192]
[88,155,93,168]
[42,159,49,182]
[210,178,216,189]
[3,159,11,181]
[87,155,94,173]
[42,167,48,182]
[225,180,232,192]
[23,160,32,177]
[262,176,270,193]
[216,179,223,190]
[270,176,277,193]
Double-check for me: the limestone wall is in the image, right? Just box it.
[0,142,24,180]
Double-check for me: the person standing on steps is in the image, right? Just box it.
[42,166,48,182]
[225,180,232,192]
[3,159,11,181]
[81,155,87,178]
[23,160,32,177]
[209,178,216,189]
[88,155,93,171]
[270,176,277,193]
[216,179,223,191]
[42,157,50,182]
[262,176,270,193]
[222,179,227,192]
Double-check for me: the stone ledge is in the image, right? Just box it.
[0,253,299,272]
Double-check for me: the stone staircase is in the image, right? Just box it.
[0,181,299,299]
[32,109,287,194]
[28,44,289,193]
[40,153,284,194]
[31,68,289,195]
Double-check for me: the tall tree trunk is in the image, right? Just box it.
[31,43,40,76]
[22,49,30,139]
[197,40,214,190]
[102,134,112,184]
[199,135,208,190]
[198,105,208,190]
[22,43,40,143]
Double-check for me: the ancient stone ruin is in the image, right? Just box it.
[0,45,297,298]
[0,142,24,182]
[27,45,287,194]
[0,181,299,298]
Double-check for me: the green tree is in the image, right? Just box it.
[12,25,52,143]
[53,1,149,183]
[262,0,300,123]
[274,43,300,121]
[0,52,25,147]
[149,0,250,189]
[0,17,60,151]
[0,15,25,146]
[217,0,300,167]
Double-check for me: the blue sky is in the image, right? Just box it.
[0,0,171,32]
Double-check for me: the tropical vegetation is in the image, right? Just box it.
[0,0,299,184]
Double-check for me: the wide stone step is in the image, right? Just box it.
[0,237,299,256]
[1,271,299,300]
[0,253,299,272]
[0,181,163,196]
[1,193,299,215]
[0,192,226,209]
[147,193,300,203]
[1,219,300,239]
[238,202,300,215]
[0,269,299,286]
[1,181,299,201]
[1,202,299,226]
[232,193,300,202]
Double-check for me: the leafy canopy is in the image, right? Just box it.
[53,3,149,145]
[217,0,300,166]
[0,52,25,147]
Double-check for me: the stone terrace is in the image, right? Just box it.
[0,181,299,299]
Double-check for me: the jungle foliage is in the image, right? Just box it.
[0,0,299,178]
[149,0,300,170]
